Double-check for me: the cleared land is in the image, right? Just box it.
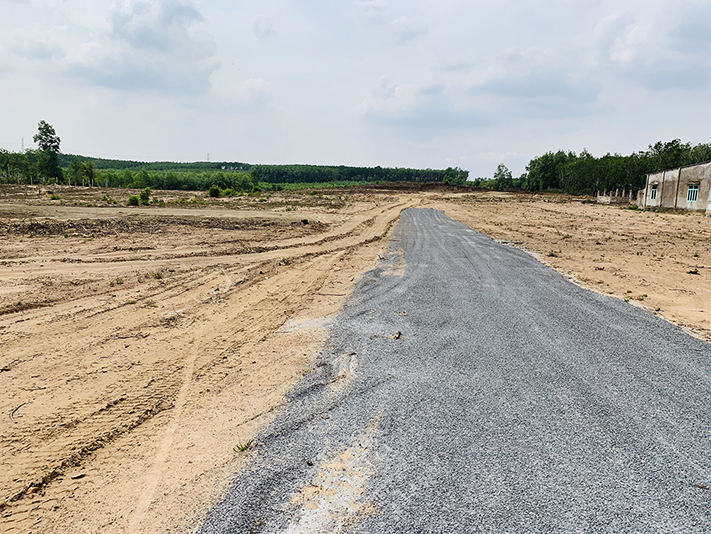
[0,184,709,533]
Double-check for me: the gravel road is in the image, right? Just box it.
[200,208,711,533]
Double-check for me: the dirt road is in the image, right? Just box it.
[0,185,708,533]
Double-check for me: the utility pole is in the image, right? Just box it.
[207,152,210,162]
[21,138,24,152]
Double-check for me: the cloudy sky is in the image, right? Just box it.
[1,0,711,177]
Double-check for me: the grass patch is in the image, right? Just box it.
[233,439,254,453]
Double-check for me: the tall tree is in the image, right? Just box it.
[32,120,62,181]
[493,163,513,190]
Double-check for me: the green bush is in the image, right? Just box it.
[208,184,220,197]
[139,187,151,205]
[127,195,139,206]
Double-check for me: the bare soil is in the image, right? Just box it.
[0,185,708,533]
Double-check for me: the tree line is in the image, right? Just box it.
[1,121,469,192]
[479,139,711,195]
[57,154,252,173]
[0,120,64,185]
[251,164,468,184]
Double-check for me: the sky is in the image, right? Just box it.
[2,0,711,178]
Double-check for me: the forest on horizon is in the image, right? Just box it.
[479,139,711,195]
[2,122,710,197]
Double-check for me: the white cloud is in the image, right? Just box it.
[670,4,711,53]
[594,11,639,64]
[391,16,427,43]
[253,16,274,39]
[439,56,474,72]
[350,2,427,45]
[4,24,67,61]
[350,0,387,25]
[358,77,486,133]
[358,77,418,118]
[593,5,711,91]
[2,0,218,95]
[462,45,601,120]
[210,72,274,110]
[74,0,218,94]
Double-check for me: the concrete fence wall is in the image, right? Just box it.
[596,188,634,205]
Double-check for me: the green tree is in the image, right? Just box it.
[442,167,470,185]
[69,159,96,186]
[23,149,42,185]
[0,149,10,182]
[522,150,575,191]
[129,169,149,189]
[32,120,62,180]
[493,163,513,190]
[646,139,691,172]
[34,120,61,153]
[8,151,29,184]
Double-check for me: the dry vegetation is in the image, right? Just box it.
[0,184,708,533]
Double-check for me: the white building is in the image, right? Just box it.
[638,161,711,215]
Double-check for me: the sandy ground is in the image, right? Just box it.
[0,185,709,533]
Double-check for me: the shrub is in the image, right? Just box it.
[208,184,221,197]
[140,187,151,205]
[127,195,140,206]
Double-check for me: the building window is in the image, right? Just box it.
[650,184,658,200]
[687,184,699,203]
